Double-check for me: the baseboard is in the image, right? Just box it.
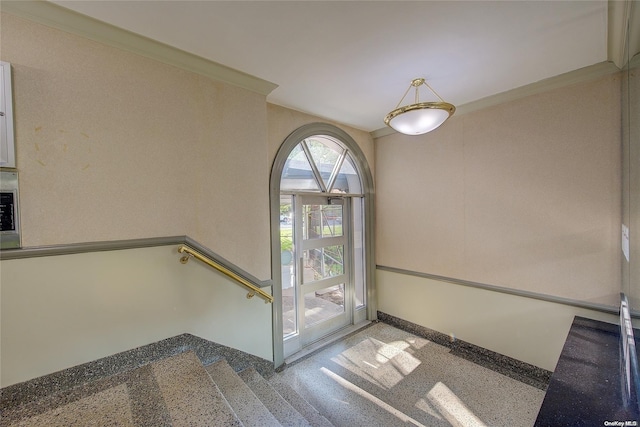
[377,311,552,391]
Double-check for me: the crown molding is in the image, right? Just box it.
[0,0,278,96]
[629,1,640,63]
[632,52,640,69]
[371,61,621,140]
[454,61,620,116]
[609,0,640,68]
[608,0,633,69]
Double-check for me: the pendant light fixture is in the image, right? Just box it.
[384,78,455,135]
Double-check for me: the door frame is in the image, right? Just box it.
[283,194,353,356]
[270,123,376,368]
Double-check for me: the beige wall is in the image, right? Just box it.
[377,269,621,371]
[0,13,378,387]
[1,13,271,279]
[1,12,377,280]
[375,74,621,305]
[0,246,273,388]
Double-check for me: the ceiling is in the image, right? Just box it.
[48,1,620,133]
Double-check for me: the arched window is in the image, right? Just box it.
[281,135,362,194]
[270,123,375,366]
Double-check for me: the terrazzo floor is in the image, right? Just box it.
[1,324,548,427]
[275,322,546,427]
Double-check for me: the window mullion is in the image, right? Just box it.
[301,140,327,192]
[326,149,347,193]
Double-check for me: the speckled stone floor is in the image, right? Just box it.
[274,322,547,427]
[0,351,244,427]
[0,333,274,414]
[1,321,550,427]
[0,334,273,427]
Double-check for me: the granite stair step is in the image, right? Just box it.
[239,366,312,427]
[0,350,243,427]
[268,377,335,427]
[206,359,281,427]
[1,331,336,427]
[153,351,243,427]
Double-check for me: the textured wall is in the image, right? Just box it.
[0,246,273,387]
[377,269,620,371]
[1,13,270,278]
[376,74,621,304]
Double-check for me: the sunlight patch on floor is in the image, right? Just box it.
[330,337,421,389]
[320,367,428,427]
[426,382,487,427]
[415,397,444,422]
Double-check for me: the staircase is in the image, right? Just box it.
[0,348,333,427]
[0,320,550,427]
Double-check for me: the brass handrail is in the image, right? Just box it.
[177,245,274,304]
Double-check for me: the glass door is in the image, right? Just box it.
[273,127,373,367]
[283,195,352,355]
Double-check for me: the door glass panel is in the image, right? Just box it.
[302,204,343,239]
[353,197,366,309]
[281,144,321,192]
[280,195,296,337]
[303,246,344,282]
[304,284,345,328]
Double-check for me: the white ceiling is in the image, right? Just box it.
[51,0,610,133]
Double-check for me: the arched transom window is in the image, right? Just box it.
[281,136,362,194]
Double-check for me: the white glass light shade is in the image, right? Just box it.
[385,102,455,135]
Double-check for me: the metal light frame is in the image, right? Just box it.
[384,78,456,135]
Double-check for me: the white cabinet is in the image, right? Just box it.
[0,61,15,168]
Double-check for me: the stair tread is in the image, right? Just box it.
[1,351,242,427]
[151,351,243,427]
[268,377,335,427]
[239,367,312,427]
[0,382,137,427]
[206,360,281,427]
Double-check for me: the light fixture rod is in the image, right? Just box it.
[394,83,415,109]
[412,78,424,104]
[395,78,447,108]
[423,80,446,103]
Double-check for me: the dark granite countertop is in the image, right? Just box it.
[535,316,640,427]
